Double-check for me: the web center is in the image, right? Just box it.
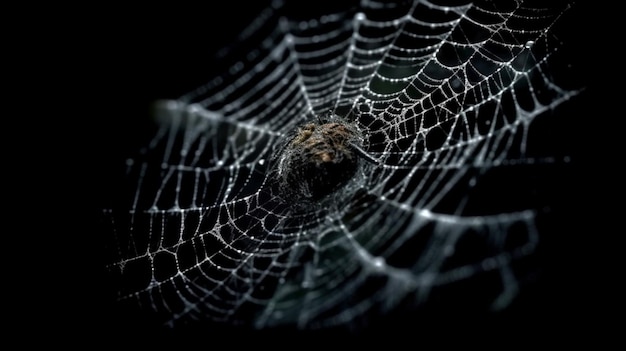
[275,119,363,203]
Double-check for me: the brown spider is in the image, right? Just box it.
[273,114,366,203]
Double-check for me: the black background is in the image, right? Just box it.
[28,0,612,347]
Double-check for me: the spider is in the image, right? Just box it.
[272,112,375,204]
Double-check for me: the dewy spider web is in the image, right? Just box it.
[103,0,583,331]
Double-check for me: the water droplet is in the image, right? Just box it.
[468,177,476,187]
[229,61,244,75]
[371,256,385,269]
[284,33,294,45]
[525,40,534,48]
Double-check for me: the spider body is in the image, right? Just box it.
[274,117,363,203]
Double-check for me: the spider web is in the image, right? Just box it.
[100,0,585,335]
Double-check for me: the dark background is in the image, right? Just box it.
[30,0,611,347]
